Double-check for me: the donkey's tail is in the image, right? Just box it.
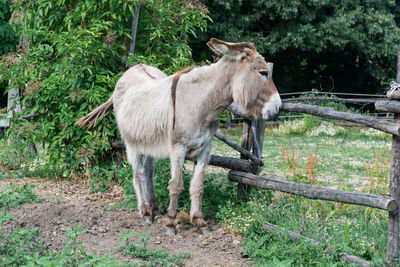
[76,96,113,129]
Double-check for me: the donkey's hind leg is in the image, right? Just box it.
[143,156,161,217]
[190,144,211,234]
[126,145,152,224]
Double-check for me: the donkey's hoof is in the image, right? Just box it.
[165,227,176,235]
[199,226,211,235]
[143,216,153,225]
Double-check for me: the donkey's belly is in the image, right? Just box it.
[114,81,172,159]
[125,141,171,159]
[118,119,171,159]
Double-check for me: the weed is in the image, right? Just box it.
[24,222,119,266]
[306,151,321,184]
[281,142,301,178]
[362,148,390,195]
[89,165,114,192]
[281,142,321,184]
[120,229,190,266]
[0,185,43,266]
[361,148,390,221]
[0,214,44,266]
[0,183,41,208]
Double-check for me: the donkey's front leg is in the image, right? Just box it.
[190,144,211,234]
[166,145,186,235]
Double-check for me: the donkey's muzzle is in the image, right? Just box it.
[262,93,282,120]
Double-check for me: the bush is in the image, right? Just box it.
[0,0,17,55]
[0,0,209,176]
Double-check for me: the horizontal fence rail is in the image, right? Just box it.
[209,155,259,173]
[228,171,398,211]
[375,100,400,114]
[280,91,386,97]
[110,139,260,173]
[283,97,382,104]
[215,131,263,166]
[281,102,400,135]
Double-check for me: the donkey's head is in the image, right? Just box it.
[207,38,281,120]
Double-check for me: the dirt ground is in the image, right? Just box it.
[1,176,252,266]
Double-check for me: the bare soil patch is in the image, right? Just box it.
[1,177,252,266]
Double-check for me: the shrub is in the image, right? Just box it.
[0,0,209,176]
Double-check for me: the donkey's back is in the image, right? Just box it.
[112,64,173,158]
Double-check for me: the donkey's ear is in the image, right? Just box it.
[207,38,256,58]
[207,38,226,56]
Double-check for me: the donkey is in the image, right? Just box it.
[76,38,281,235]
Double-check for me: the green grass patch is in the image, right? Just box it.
[0,183,41,208]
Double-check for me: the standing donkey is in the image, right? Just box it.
[76,38,281,234]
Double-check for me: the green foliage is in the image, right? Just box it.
[23,222,118,266]
[0,183,41,208]
[0,0,210,176]
[0,207,117,266]
[0,184,42,265]
[89,161,122,192]
[129,1,210,74]
[120,229,191,266]
[194,0,400,93]
[0,215,43,266]
[0,0,17,55]
[0,136,64,179]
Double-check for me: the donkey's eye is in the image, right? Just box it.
[259,70,269,80]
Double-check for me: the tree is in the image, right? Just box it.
[0,0,17,55]
[193,0,400,94]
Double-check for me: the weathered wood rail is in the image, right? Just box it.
[281,102,400,136]
[283,96,382,104]
[229,171,397,211]
[110,139,261,173]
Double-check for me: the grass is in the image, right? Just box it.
[215,121,391,190]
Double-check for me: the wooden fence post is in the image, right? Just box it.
[238,120,255,200]
[6,85,21,122]
[386,44,400,266]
